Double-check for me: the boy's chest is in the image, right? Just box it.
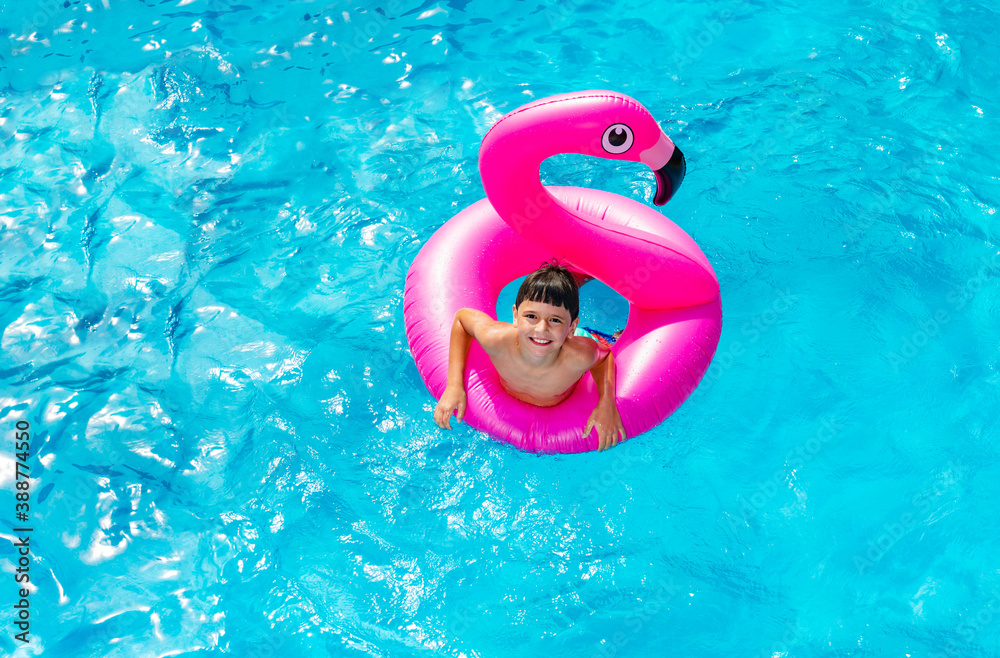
[491,352,584,402]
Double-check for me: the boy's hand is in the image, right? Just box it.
[583,398,626,451]
[434,385,467,430]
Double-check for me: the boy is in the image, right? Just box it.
[432,262,626,451]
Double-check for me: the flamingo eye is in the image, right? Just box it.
[602,123,633,154]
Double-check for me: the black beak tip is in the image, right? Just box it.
[653,146,686,206]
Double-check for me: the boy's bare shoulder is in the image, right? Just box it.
[563,335,606,370]
[458,309,514,353]
[477,321,517,353]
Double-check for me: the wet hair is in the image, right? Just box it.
[514,261,580,321]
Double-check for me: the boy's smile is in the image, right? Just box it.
[512,299,578,361]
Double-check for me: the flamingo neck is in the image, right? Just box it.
[479,137,580,243]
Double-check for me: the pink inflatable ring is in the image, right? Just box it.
[404,91,722,453]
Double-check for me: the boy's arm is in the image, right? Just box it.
[434,308,503,430]
[583,347,626,451]
[446,308,505,386]
[589,344,615,402]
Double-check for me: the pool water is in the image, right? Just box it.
[1,0,999,655]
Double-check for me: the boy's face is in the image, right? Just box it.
[512,299,579,358]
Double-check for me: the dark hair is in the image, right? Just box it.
[514,261,580,321]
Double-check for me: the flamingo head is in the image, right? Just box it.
[481,91,687,206]
[578,93,687,206]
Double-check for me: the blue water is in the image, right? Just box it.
[1,0,998,655]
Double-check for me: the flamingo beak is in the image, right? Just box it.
[653,146,686,206]
[640,132,686,206]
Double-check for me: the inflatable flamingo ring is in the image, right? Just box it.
[404,90,722,453]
